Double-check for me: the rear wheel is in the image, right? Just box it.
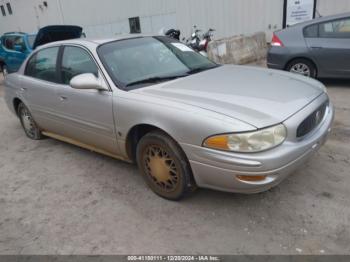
[136,131,196,200]
[18,103,43,140]
[286,59,317,78]
[1,64,8,78]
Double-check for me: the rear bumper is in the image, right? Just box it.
[267,47,290,70]
[181,95,334,194]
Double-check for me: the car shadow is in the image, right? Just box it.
[319,78,350,87]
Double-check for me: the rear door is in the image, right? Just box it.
[305,17,350,77]
[54,45,119,156]
[22,46,62,132]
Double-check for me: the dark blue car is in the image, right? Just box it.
[0,25,82,76]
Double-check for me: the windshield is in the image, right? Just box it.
[27,34,36,49]
[97,36,218,90]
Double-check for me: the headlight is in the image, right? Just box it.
[203,124,287,153]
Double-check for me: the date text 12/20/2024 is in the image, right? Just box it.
[127,256,221,261]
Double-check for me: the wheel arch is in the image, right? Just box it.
[13,97,23,115]
[125,124,184,163]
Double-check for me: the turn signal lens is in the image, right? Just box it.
[203,124,287,153]
[204,135,230,150]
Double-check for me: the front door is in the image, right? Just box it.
[55,45,119,156]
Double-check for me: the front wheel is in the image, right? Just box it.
[286,59,317,78]
[18,103,43,140]
[136,131,197,200]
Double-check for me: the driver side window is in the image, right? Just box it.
[60,46,98,85]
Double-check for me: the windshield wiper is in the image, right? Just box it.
[187,65,220,75]
[126,74,188,87]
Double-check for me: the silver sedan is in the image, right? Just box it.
[4,36,334,200]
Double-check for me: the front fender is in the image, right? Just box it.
[114,91,255,159]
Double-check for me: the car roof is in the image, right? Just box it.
[4,31,26,35]
[290,12,350,29]
[37,34,154,50]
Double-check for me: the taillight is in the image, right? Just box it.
[271,33,284,47]
[204,39,209,50]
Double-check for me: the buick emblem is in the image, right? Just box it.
[315,110,322,125]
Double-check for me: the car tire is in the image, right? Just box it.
[1,64,8,78]
[17,103,43,140]
[136,131,197,200]
[286,59,317,78]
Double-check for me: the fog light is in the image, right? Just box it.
[236,175,267,182]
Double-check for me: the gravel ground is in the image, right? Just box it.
[0,72,349,255]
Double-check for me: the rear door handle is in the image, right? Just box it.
[311,46,323,49]
[20,87,27,92]
[59,96,67,101]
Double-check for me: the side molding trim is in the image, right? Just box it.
[42,131,132,163]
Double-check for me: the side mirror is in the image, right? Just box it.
[70,73,108,91]
[14,44,24,52]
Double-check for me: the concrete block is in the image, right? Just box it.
[208,32,268,65]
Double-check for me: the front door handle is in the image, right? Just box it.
[20,87,27,92]
[311,46,323,49]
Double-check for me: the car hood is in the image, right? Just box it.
[32,25,83,49]
[133,65,324,128]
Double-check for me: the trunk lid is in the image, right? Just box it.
[32,25,83,49]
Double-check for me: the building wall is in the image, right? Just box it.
[0,0,350,40]
[0,0,62,33]
[317,0,350,16]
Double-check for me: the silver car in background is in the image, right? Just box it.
[4,36,334,200]
[268,12,350,78]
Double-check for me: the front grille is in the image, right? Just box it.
[297,101,328,138]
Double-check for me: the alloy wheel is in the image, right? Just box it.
[20,106,37,139]
[289,63,311,77]
[2,66,8,78]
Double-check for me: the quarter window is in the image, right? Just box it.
[304,24,318,38]
[319,17,350,38]
[25,47,59,82]
[60,46,98,85]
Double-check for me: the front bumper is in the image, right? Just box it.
[181,93,334,194]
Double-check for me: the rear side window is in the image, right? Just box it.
[2,35,25,50]
[60,46,98,85]
[25,47,59,82]
[304,24,318,38]
[319,17,350,38]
